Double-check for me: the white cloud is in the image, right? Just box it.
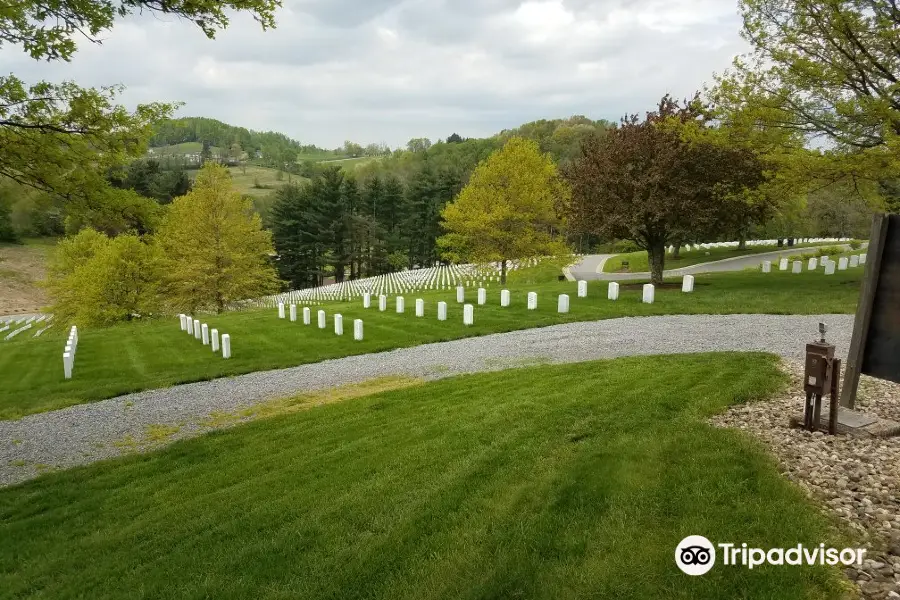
[6,0,750,148]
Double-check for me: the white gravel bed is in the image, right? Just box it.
[0,313,852,487]
[712,361,900,600]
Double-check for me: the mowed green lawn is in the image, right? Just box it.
[0,268,864,420]
[602,242,859,273]
[0,354,849,599]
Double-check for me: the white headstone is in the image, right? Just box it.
[211,328,220,352]
[792,261,802,274]
[808,257,818,270]
[860,253,867,265]
[379,295,387,312]
[290,304,297,322]
[303,307,311,325]
[820,255,829,265]
[186,318,194,335]
[317,310,326,329]
[437,301,448,321]
[193,319,201,339]
[682,275,694,293]
[278,302,285,319]
[608,282,619,301]
[779,258,788,271]
[63,352,72,379]
[825,261,835,275]
[642,284,655,304]
[353,319,364,341]
[761,261,771,273]
[501,289,510,307]
[850,255,859,268]
[179,314,187,330]
[463,303,474,326]
[415,298,424,317]
[838,257,848,270]
[477,288,486,305]
[363,292,371,309]
[527,292,537,310]
[334,314,344,335]
[577,280,588,298]
[201,323,209,345]
[558,294,570,313]
[396,296,405,313]
[456,286,465,303]
[221,334,231,359]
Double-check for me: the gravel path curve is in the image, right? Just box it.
[0,313,853,487]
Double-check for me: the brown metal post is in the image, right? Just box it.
[841,214,889,408]
[829,359,842,435]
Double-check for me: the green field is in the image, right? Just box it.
[602,242,860,273]
[0,353,849,599]
[184,164,304,199]
[0,267,864,420]
[149,142,223,156]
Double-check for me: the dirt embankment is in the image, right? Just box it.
[0,240,53,316]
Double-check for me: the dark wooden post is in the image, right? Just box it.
[840,214,889,408]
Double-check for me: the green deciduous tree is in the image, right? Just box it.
[2,0,280,201]
[45,228,160,327]
[563,95,766,285]
[437,137,570,284]
[156,164,280,313]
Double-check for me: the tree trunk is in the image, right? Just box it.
[672,243,681,259]
[648,241,666,286]
[501,259,507,285]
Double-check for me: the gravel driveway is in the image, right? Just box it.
[0,313,854,487]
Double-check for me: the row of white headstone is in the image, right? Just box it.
[278,303,365,341]
[670,237,848,254]
[2,314,49,340]
[760,253,866,275]
[63,325,78,379]
[179,314,231,358]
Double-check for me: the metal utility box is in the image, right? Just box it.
[804,342,835,395]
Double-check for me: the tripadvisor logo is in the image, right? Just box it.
[675,535,867,576]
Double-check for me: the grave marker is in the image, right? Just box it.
[278,302,285,319]
[363,293,371,309]
[825,261,836,275]
[186,318,194,335]
[221,334,231,359]
[558,294,570,313]
[477,288,486,305]
[290,304,297,322]
[179,314,187,331]
[211,329,220,352]
[193,319,201,339]
[850,255,859,268]
[642,284,655,304]
[63,352,72,379]
[334,314,344,335]
[457,287,465,303]
[792,261,802,274]
[438,301,448,321]
[396,296,405,313]
[527,292,537,310]
[415,298,424,317]
[303,307,311,325]
[501,289,510,307]
[379,295,387,311]
[780,258,789,271]
[761,261,771,273]
[838,257,849,271]
[463,304,474,325]
[808,257,818,270]
[682,275,694,293]
[201,323,209,345]
[577,280,587,298]
[354,319,364,341]
[317,310,326,329]
[608,282,620,300]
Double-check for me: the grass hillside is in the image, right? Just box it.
[186,165,306,199]
[0,353,848,599]
[0,238,55,316]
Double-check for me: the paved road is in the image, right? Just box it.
[569,244,864,281]
[1,313,853,487]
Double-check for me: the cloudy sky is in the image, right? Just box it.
[8,0,749,149]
